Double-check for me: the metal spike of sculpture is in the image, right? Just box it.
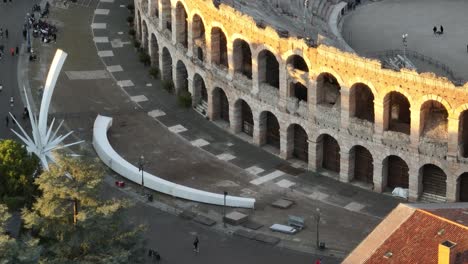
[10,49,84,170]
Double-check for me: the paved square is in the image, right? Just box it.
[147,109,166,118]
[250,170,285,185]
[168,124,188,133]
[344,202,366,212]
[65,70,110,80]
[97,50,114,57]
[117,80,134,87]
[191,139,210,147]
[308,191,330,201]
[94,9,110,15]
[275,179,295,188]
[93,36,109,43]
[107,65,123,72]
[91,23,106,29]
[130,95,148,103]
[245,166,264,175]
[216,153,236,161]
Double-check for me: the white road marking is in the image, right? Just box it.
[191,139,210,147]
[168,124,187,133]
[130,95,148,103]
[250,170,285,185]
[98,50,114,57]
[107,65,123,72]
[245,166,264,175]
[148,109,166,118]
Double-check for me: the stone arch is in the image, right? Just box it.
[191,13,206,61]
[420,164,447,200]
[287,123,309,162]
[349,83,375,122]
[314,66,344,87]
[150,33,159,67]
[289,82,308,102]
[161,0,171,31]
[382,155,409,190]
[212,87,230,123]
[316,72,341,108]
[416,95,452,117]
[316,134,340,173]
[175,1,188,48]
[175,60,189,95]
[419,100,448,140]
[349,145,373,184]
[161,47,173,81]
[210,27,228,68]
[383,91,411,134]
[458,172,468,201]
[142,20,149,52]
[258,111,280,148]
[136,10,142,40]
[459,110,468,158]
[286,54,309,72]
[283,50,312,72]
[234,99,254,136]
[233,38,252,79]
[192,73,207,106]
[258,49,280,89]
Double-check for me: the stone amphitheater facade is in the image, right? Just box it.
[134,0,468,202]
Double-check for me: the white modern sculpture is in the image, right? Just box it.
[10,49,84,170]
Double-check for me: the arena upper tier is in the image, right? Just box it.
[134,0,468,202]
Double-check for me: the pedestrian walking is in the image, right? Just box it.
[193,236,199,253]
[22,29,26,40]
[315,258,322,264]
[5,29,8,39]
[433,26,437,35]
[466,44,468,53]
[10,47,14,56]
[440,25,444,34]
[15,46,19,55]
[53,33,57,42]
[5,116,9,127]
[12,114,16,125]
[0,28,3,38]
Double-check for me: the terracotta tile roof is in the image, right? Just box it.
[343,203,468,264]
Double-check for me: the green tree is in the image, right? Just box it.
[22,157,146,264]
[0,140,40,210]
[0,204,40,263]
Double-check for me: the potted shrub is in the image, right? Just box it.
[162,80,174,93]
[177,92,192,108]
[149,67,160,79]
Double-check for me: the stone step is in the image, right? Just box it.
[419,192,446,203]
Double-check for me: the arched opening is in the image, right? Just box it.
[420,100,448,141]
[458,111,468,157]
[235,100,254,137]
[349,145,373,184]
[210,27,228,68]
[142,20,149,52]
[317,134,340,173]
[150,33,159,67]
[233,39,252,79]
[161,0,171,31]
[286,55,309,72]
[212,88,229,123]
[193,74,207,105]
[161,47,173,81]
[258,50,279,88]
[383,92,411,134]
[175,2,188,48]
[350,83,374,122]
[421,164,447,199]
[289,82,307,102]
[260,111,280,149]
[288,124,308,162]
[175,60,188,95]
[316,73,341,108]
[383,155,409,189]
[192,14,205,62]
[459,173,468,201]
[153,0,159,17]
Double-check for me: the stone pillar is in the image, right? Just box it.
[339,151,351,183]
[253,114,266,146]
[227,42,235,78]
[280,126,291,159]
[147,0,152,16]
[447,117,459,159]
[410,108,421,149]
[308,80,317,116]
[408,165,421,202]
[374,101,384,142]
[207,84,217,121]
[191,78,200,107]
[446,175,458,202]
[171,7,177,45]
[157,0,163,29]
[340,87,350,129]
[308,139,317,171]
[373,162,384,193]
[251,52,259,95]
[187,19,194,57]
[230,103,242,133]
[278,64,288,111]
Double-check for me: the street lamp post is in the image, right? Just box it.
[138,155,145,195]
[223,191,228,227]
[315,208,321,249]
[402,33,408,59]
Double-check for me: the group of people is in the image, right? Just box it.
[0,27,18,60]
[432,25,444,35]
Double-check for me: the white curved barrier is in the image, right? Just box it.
[93,115,255,208]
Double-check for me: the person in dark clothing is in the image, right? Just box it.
[440,25,444,34]
[433,26,437,35]
[22,29,26,40]
[15,46,18,55]
[193,236,199,253]
[5,29,8,39]
[5,116,9,127]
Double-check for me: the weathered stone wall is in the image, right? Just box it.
[135,0,468,202]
